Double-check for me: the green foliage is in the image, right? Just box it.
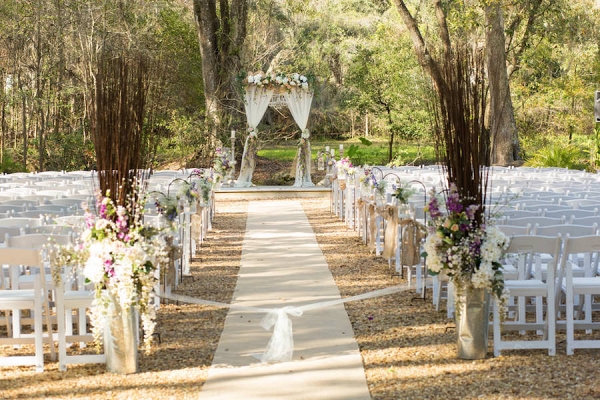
[157,111,207,166]
[44,129,96,171]
[524,142,588,171]
[0,151,25,174]
[257,147,298,162]
[345,136,371,160]
[358,137,372,146]
[344,22,432,143]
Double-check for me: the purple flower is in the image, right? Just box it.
[104,259,115,277]
[466,204,479,220]
[427,196,443,219]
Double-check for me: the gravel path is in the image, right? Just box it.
[1,198,600,399]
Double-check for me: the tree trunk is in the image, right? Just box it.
[192,0,248,154]
[391,0,447,94]
[392,0,520,165]
[485,4,520,165]
[22,94,27,169]
[386,104,394,163]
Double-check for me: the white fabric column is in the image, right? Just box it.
[284,88,314,187]
[235,86,274,187]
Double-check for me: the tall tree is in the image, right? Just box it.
[192,0,248,148]
[392,0,520,165]
[485,3,519,164]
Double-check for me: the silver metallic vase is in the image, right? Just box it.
[455,287,490,360]
[104,299,139,374]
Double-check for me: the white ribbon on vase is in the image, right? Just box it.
[159,284,412,363]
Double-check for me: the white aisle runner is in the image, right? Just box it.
[199,200,371,400]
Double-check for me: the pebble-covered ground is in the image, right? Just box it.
[1,198,600,399]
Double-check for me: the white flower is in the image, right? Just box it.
[301,129,310,139]
[95,218,109,231]
[472,261,494,289]
[247,76,254,84]
[84,255,107,284]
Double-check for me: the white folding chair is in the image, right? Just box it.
[559,235,600,355]
[569,216,600,227]
[0,248,54,371]
[54,265,105,371]
[0,217,44,229]
[502,209,541,219]
[497,224,532,236]
[5,233,73,291]
[545,209,596,220]
[506,216,564,228]
[534,224,597,237]
[493,235,561,356]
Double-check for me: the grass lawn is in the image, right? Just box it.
[257,137,436,166]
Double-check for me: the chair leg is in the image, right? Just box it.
[34,300,44,372]
[566,289,575,355]
[78,308,87,348]
[493,300,501,357]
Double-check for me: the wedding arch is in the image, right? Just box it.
[234,72,314,188]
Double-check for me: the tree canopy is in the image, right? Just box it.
[1,0,599,170]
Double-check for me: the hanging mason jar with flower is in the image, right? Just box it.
[391,180,416,216]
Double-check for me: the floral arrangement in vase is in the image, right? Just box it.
[80,191,172,351]
[423,184,509,312]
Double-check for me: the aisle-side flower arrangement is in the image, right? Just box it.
[423,184,509,311]
[190,168,220,204]
[336,157,354,178]
[80,191,171,351]
[213,147,233,177]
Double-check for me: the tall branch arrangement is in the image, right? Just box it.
[90,53,150,206]
[433,46,489,222]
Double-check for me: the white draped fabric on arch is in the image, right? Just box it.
[235,85,274,187]
[284,88,314,187]
[234,72,315,188]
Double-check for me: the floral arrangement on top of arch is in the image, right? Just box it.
[241,71,313,92]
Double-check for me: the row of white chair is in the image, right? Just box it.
[0,232,102,372]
